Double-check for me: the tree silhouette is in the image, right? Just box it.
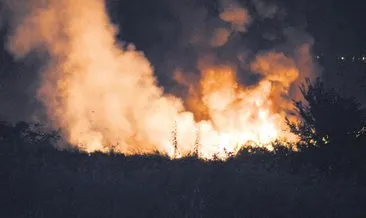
[287,78,366,147]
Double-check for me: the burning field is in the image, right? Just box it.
[3,0,318,160]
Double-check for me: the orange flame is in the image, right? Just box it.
[174,62,298,159]
[6,0,312,160]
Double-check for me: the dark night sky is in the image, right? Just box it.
[305,0,366,55]
[0,0,366,122]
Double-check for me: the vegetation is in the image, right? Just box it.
[287,78,366,146]
[2,77,366,217]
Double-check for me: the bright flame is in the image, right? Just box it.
[177,64,298,159]
[5,0,313,160]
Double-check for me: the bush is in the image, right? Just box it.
[287,78,366,147]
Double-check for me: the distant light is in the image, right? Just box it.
[363,57,366,61]
[340,56,345,60]
[316,55,320,59]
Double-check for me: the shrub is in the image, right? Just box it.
[287,78,366,147]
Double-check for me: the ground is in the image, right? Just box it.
[2,141,366,218]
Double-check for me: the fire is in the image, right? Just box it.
[174,64,297,159]
[4,0,314,160]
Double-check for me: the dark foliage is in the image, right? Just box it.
[287,77,366,146]
[1,121,366,218]
[284,78,366,176]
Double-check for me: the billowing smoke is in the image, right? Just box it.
[219,0,251,32]
[211,0,251,47]
[5,0,191,155]
[211,28,232,48]
[252,0,280,19]
[3,0,319,159]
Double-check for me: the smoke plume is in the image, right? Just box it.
[219,0,252,33]
[252,0,280,19]
[5,0,192,155]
